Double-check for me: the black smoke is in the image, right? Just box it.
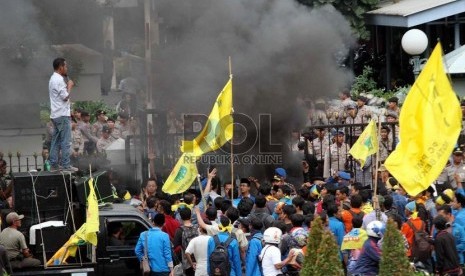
[155,0,355,179]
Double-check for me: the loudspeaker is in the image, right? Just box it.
[20,210,67,236]
[32,224,71,259]
[12,172,72,213]
[74,170,114,206]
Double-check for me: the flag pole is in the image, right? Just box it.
[229,56,234,200]
[196,174,207,209]
[373,117,382,218]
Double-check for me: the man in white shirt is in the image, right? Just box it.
[48,58,77,172]
[260,227,294,276]
[185,226,210,276]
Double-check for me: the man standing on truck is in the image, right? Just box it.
[48,57,78,172]
[135,213,174,276]
[0,212,41,269]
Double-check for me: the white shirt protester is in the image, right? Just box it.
[260,244,283,276]
[185,235,210,276]
[49,72,70,118]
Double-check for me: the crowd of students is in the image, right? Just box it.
[127,156,465,276]
[129,91,465,276]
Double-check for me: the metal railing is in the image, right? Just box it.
[303,122,399,187]
[2,152,46,174]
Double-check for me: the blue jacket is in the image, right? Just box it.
[207,232,242,276]
[328,216,345,260]
[454,208,465,230]
[328,216,345,247]
[135,227,173,273]
[246,232,263,276]
[352,237,381,275]
[454,222,465,265]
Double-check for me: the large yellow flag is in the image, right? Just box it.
[349,119,379,167]
[162,153,199,194]
[181,78,233,156]
[47,178,100,265]
[385,42,462,196]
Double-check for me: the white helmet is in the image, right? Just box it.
[263,227,282,244]
[366,220,386,238]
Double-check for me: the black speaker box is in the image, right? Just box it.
[12,172,72,213]
[32,224,71,259]
[74,170,114,206]
[21,210,67,236]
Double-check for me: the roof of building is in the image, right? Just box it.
[366,0,465,27]
[444,44,465,74]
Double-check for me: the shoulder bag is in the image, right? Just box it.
[141,231,151,276]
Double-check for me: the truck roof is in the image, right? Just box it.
[98,203,151,224]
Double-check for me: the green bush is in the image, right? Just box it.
[379,219,412,276]
[314,230,344,276]
[301,216,324,275]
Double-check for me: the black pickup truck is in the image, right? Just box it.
[11,204,152,276]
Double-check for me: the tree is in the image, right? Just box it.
[296,0,379,40]
[379,219,413,276]
[301,216,325,275]
[314,230,344,275]
[350,66,378,95]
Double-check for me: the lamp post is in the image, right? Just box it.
[401,29,429,79]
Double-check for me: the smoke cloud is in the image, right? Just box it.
[0,0,104,128]
[0,0,356,181]
[155,0,356,178]
[0,1,52,129]
[156,0,355,112]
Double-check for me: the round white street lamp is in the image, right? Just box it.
[401,29,429,79]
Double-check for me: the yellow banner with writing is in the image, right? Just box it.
[385,42,462,196]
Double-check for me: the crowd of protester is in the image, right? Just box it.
[129,154,465,276]
[130,91,465,276]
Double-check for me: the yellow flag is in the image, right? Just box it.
[47,178,100,265]
[46,238,76,265]
[46,224,88,265]
[162,153,199,194]
[85,177,99,245]
[181,78,233,156]
[349,119,379,167]
[385,42,462,196]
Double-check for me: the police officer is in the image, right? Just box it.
[323,130,350,178]
[96,125,113,153]
[92,110,108,138]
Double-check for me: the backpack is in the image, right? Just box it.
[180,225,199,270]
[181,225,199,250]
[348,209,365,222]
[407,220,432,261]
[209,234,235,276]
